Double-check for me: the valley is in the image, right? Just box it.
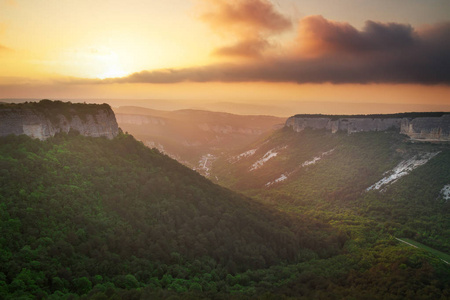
[0,101,449,299]
[113,106,284,175]
[116,106,450,258]
[3,0,450,298]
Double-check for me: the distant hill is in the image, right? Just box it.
[113,106,284,175]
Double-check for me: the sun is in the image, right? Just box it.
[86,47,129,79]
[97,65,128,79]
[59,45,130,79]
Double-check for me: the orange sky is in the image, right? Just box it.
[0,0,449,115]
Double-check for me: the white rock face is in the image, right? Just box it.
[400,115,450,141]
[22,124,47,139]
[229,149,257,163]
[250,149,279,171]
[265,174,288,187]
[301,149,335,167]
[285,116,402,134]
[195,154,216,176]
[285,114,450,141]
[265,148,335,187]
[441,185,450,201]
[366,152,440,191]
[0,105,119,140]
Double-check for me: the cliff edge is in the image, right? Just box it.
[0,100,119,140]
[286,113,450,141]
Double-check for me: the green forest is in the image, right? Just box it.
[1,130,449,299]
[211,128,450,298]
[0,100,111,124]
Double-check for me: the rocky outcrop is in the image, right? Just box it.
[400,115,450,141]
[285,116,401,134]
[0,101,119,140]
[286,113,450,141]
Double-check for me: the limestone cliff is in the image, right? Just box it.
[285,113,450,141]
[401,115,450,141]
[285,116,401,134]
[0,100,119,140]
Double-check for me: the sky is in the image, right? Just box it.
[0,0,449,116]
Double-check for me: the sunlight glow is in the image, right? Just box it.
[96,65,128,79]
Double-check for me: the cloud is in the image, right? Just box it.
[212,38,270,58]
[1,0,17,7]
[0,43,12,52]
[200,0,292,36]
[295,16,416,56]
[67,17,450,85]
[200,0,292,58]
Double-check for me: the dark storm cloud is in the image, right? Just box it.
[295,16,417,55]
[70,17,450,85]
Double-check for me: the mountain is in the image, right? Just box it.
[113,106,284,175]
[207,115,450,298]
[212,116,450,253]
[0,128,342,298]
[1,103,449,299]
[0,100,119,140]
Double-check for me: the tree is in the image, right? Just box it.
[74,277,92,295]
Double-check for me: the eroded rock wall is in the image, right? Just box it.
[0,105,119,140]
[285,117,402,134]
[400,115,450,141]
[286,114,450,141]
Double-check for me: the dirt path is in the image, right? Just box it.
[395,238,450,265]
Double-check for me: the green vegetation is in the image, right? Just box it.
[0,100,111,124]
[1,125,449,298]
[397,238,450,264]
[0,133,343,298]
[213,128,450,254]
[211,128,450,298]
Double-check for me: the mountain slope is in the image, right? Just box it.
[212,127,450,252]
[1,105,449,299]
[0,132,340,298]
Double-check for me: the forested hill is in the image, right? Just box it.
[0,132,342,298]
